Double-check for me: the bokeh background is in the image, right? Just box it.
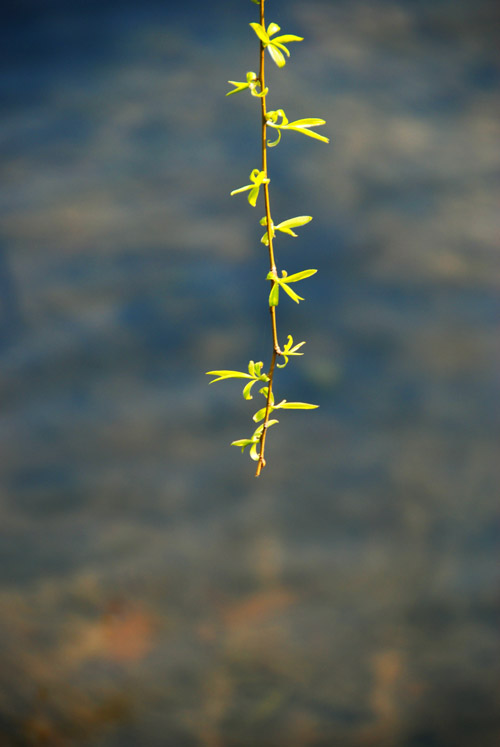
[1,0,499,744]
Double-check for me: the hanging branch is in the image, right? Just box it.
[206,0,329,476]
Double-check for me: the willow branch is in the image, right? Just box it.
[255,0,281,477]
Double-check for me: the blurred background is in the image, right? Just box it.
[1,0,499,744]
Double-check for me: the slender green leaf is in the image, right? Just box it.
[277,335,306,368]
[279,282,304,303]
[267,128,282,147]
[277,402,319,409]
[248,186,259,207]
[267,44,286,67]
[249,22,269,44]
[283,268,317,283]
[269,282,280,307]
[231,438,253,453]
[272,42,291,57]
[230,184,252,196]
[243,379,257,400]
[272,34,303,43]
[226,81,248,97]
[206,370,254,384]
[253,406,269,423]
[289,118,326,127]
[289,127,330,144]
[276,216,312,231]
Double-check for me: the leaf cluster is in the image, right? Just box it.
[266,268,317,306]
[230,169,269,207]
[250,22,303,68]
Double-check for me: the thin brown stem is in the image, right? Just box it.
[255,0,281,477]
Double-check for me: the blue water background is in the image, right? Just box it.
[0,0,499,744]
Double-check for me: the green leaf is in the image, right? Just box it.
[226,71,267,98]
[271,41,291,57]
[276,401,319,410]
[276,216,312,231]
[255,363,269,381]
[259,216,275,245]
[243,379,257,400]
[226,81,248,97]
[272,34,304,43]
[267,22,281,37]
[248,186,259,207]
[267,129,282,148]
[231,438,253,454]
[288,118,326,126]
[277,335,306,368]
[231,169,269,206]
[282,268,317,283]
[232,422,278,460]
[230,185,252,196]
[269,282,280,307]
[267,44,286,68]
[249,22,269,44]
[206,370,254,384]
[249,441,260,461]
[279,282,303,303]
[266,110,329,144]
[288,126,330,144]
[253,406,269,423]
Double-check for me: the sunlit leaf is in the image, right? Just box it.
[272,34,303,43]
[249,22,269,44]
[243,379,258,400]
[267,129,282,147]
[230,185,252,196]
[231,169,269,206]
[206,370,254,384]
[253,406,268,423]
[248,186,259,206]
[269,282,280,306]
[267,22,281,36]
[276,335,306,368]
[276,401,319,409]
[279,282,303,303]
[288,118,326,127]
[267,44,286,67]
[283,268,317,283]
[288,126,330,144]
[231,438,253,453]
[271,41,291,57]
[276,216,312,231]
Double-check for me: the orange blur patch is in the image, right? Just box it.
[221,588,296,630]
[101,604,156,663]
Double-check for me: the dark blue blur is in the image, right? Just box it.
[0,0,499,744]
